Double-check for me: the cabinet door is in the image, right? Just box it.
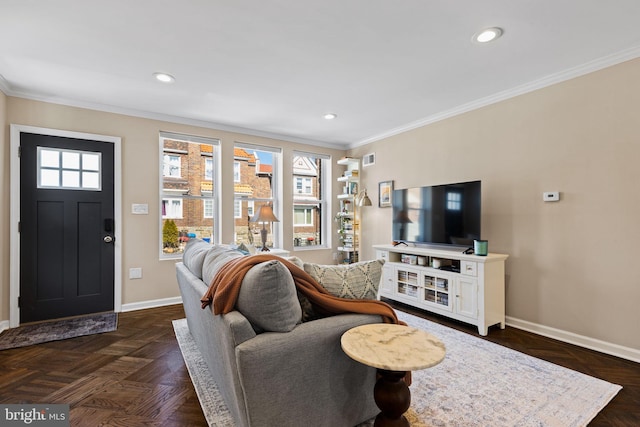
[394,266,421,299]
[422,272,453,311]
[379,263,394,296]
[456,277,478,319]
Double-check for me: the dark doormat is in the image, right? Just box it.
[0,312,118,351]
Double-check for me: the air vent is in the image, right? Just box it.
[362,153,375,167]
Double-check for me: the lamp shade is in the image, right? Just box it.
[356,190,372,207]
[251,205,280,223]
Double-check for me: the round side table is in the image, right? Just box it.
[341,323,446,427]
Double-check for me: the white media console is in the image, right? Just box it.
[373,244,509,335]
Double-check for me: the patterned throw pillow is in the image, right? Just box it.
[303,259,385,300]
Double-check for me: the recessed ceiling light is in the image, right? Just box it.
[153,72,175,83]
[473,27,503,43]
[323,113,337,120]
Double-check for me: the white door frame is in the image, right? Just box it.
[9,124,122,327]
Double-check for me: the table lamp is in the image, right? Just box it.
[251,204,279,251]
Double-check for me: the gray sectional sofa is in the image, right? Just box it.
[176,240,383,427]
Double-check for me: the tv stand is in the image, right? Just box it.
[373,244,508,336]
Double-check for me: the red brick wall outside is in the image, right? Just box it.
[162,140,214,252]
[234,151,274,246]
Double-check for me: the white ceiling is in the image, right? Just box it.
[1,1,639,149]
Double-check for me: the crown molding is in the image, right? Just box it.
[3,88,348,151]
[349,45,640,149]
[4,44,639,152]
[0,74,12,94]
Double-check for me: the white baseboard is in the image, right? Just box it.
[0,320,9,334]
[506,316,640,364]
[121,296,183,313]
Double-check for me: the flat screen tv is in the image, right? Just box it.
[392,180,481,247]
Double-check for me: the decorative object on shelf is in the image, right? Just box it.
[355,189,372,207]
[251,204,279,252]
[473,239,488,256]
[378,180,393,207]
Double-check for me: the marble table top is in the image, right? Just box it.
[341,323,446,372]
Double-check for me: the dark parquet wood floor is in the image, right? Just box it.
[0,302,638,426]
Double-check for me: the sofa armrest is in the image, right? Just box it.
[221,310,258,347]
[235,313,382,427]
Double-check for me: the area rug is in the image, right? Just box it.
[0,312,118,351]
[173,310,622,427]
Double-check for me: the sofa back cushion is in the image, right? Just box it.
[237,260,302,333]
[202,245,245,286]
[182,239,212,279]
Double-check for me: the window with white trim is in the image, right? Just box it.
[292,152,330,248]
[162,198,183,219]
[294,207,314,226]
[294,177,313,195]
[204,158,213,180]
[203,199,214,218]
[163,154,181,178]
[234,143,281,249]
[233,162,241,182]
[160,132,220,258]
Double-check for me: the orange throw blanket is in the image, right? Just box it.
[200,254,402,325]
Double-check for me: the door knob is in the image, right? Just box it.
[103,235,114,243]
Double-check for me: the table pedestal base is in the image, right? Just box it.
[373,369,410,427]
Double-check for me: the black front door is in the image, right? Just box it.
[19,132,115,323]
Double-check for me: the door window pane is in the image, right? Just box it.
[40,149,59,167]
[62,151,80,169]
[82,171,100,189]
[62,170,80,187]
[37,147,102,191]
[83,153,100,171]
[40,169,59,187]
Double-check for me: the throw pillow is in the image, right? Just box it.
[182,239,211,279]
[236,260,302,333]
[284,256,304,269]
[303,259,385,300]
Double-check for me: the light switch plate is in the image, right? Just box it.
[131,204,149,214]
[129,268,142,279]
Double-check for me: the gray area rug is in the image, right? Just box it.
[173,310,622,427]
[0,312,118,351]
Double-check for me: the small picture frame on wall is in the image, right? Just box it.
[379,180,393,208]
